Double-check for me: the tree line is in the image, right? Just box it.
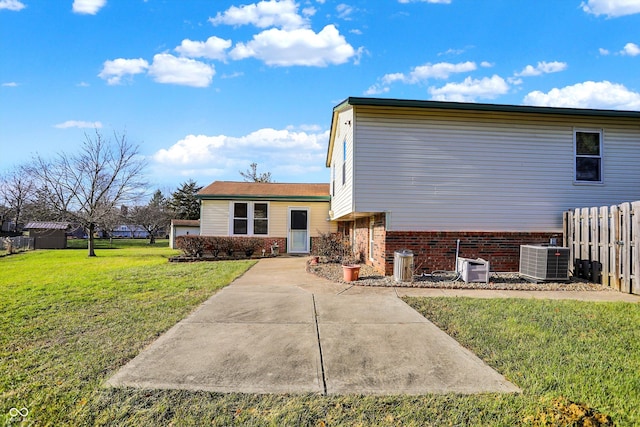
[0,131,202,256]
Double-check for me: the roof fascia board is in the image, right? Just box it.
[343,96,640,118]
[197,195,330,202]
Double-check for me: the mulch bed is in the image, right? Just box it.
[307,261,614,292]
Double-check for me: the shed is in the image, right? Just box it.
[169,219,200,249]
[23,222,70,249]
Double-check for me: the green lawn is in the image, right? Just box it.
[1,242,638,426]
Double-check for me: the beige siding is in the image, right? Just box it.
[200,200,229,235]
[269,201,335,236]
[200,199,335,236]
[351,106,640,232]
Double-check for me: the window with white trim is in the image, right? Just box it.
[574,129,603,183]
[253,203,268,235]
[232,202,269,235]
[369,219,375,262]
[342,138,347,186]
[233,202,248,235]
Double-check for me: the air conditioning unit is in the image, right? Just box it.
[519,245,570,282]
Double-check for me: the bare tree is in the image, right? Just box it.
[30,130,147,256]
[239,162,273,183]
[129,190,171,244]
[0,165,36,232]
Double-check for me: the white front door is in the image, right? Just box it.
[288,208,309,253]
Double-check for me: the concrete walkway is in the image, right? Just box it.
[106,257,637,395]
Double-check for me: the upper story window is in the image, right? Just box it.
[342,139,347,186]
[232,202,269,235]
[574,129,603,183]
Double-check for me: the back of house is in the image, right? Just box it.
[327,97,640,275]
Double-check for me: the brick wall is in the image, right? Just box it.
[340,216,558,275]
[383,231,559,276]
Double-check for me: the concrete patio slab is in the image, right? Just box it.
[106,317,323,394]
[319,323,519,395]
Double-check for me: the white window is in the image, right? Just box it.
[233,202,248,235]
[232,202,269,235]
[253,203,268,235]
[369,219,375,262]
[342,139,347,186]
[574,129,603,183]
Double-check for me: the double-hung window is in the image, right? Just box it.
[574,129,603,183]
[232,202,269,235]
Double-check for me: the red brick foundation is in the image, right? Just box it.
[337,217,558,275]
[383,231,558,275]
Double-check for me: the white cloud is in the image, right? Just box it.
[366,61,477,94]
[54,120,103,129]
[229,24,356,66]
[516,61,567,77]
[98,58,148,85]
[175,36,232,60]
[209,0,307,30]
[581,0,640,17]
[364,85,389,95]
[154,134,226,165]
[148,53,215,87]
[0,0,25,11]
[336,3,354,19]
[406,61,476,81]
[153,127,329,180]
[72,0,106,15]
[621,42,640,56]
[429,75,510,102]
[599,47,610,55]
[2,82,18,87]
[523,81,640,110]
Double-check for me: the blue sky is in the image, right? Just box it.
[1,0,639,192]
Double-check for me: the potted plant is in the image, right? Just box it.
[340,237,361,282]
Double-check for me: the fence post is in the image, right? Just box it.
[599,205,610,288]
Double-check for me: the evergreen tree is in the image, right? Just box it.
[168,180,202,220]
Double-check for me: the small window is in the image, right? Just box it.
[253,203,268,235]
[369,219,375,262]
[233,202,248,234]
[575,129,603,183]
[342,139,347,186]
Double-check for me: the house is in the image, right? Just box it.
[196,181,335,254]
[169,219,200,249]
[327,97,640,275]
[23,221,69,249]
[110,225,151,238]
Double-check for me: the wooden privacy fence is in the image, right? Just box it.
[563,201,640,295]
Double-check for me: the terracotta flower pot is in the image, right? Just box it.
[342,264,360,282]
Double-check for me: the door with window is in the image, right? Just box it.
[288,208,309,253]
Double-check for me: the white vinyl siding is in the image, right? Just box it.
[199,200,228,235]
[330,109,354,220]
[347,106,640,232]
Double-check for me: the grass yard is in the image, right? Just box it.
[1,241,639,426]
[405,297,640,426]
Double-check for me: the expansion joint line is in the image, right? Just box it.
[311,294,328,395]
